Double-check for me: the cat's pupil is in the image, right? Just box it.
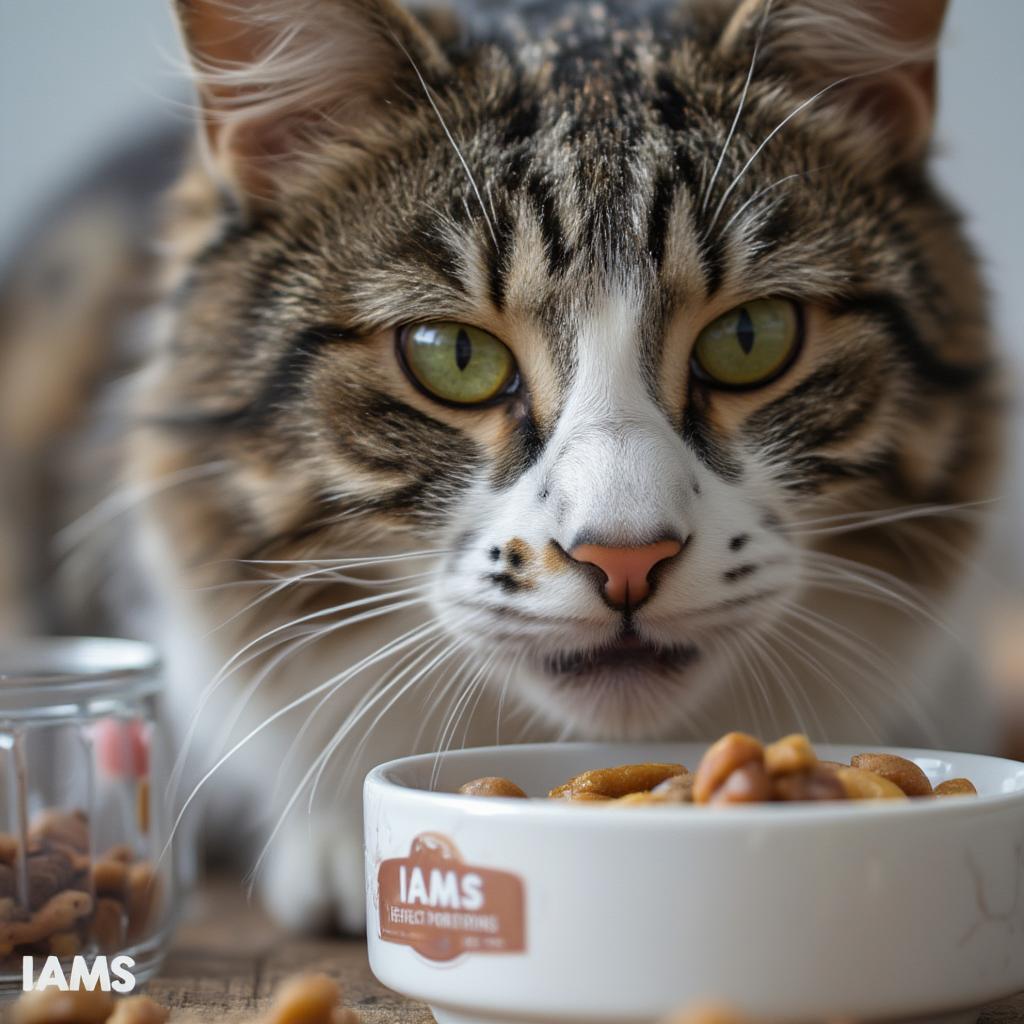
[736,307,755,356]
[455,329,472,371]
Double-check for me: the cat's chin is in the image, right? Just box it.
[515,633,706,740]
[539,629,700,680]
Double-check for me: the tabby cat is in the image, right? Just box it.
[0,0,1002,932]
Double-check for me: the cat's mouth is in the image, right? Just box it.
[542,629,699,680]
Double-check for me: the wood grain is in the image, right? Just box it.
[148,878,1023,1023]
[147,878,430,1023]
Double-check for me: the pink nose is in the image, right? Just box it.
[568,539,682,608]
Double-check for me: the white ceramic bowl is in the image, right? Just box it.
[364,742,1024,1024]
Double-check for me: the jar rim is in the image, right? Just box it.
[0,637,161,709]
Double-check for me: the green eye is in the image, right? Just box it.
[692,299,802,389]
[398,322,518,406]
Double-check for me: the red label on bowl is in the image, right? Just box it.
[377,832,525,961]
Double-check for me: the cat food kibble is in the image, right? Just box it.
[260,972,363,1024]
[849,752,933,797]
[650,771,696,802]
[763,733,816,776]
[458,776,528,798]
[692,732,764,804]
[935,777,979,796]
[90,897,128,952]
[30,808,91,854]
[457,734,978,808]
[11,987,115,1024]
[549,762,686,799]
[266,973,348,1024]
[0,809,162,968]
[1,889,94,948]
[50,929,84,958]
[617,771,696,805]
[0,834,18,865]
[125,861,162,942]
[93,857,129,898]
[835,766,907,800]
[710,760,773,804]
[771,765,847,802]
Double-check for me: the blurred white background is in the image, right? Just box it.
[1,0,1021,563]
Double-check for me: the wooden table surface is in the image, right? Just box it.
[149,878,1024,1023]
[148,879,429,1023]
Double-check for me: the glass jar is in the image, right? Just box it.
[0,637,178,992]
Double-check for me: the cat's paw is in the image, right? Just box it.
[327,832,368,934]
[259,823,334,933]
[259,818,366,934]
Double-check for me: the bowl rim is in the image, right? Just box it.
[365,741,1024,828]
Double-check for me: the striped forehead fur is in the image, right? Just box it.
[156,0,994,464]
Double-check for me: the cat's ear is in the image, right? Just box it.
[174,0,450,204]
[719,0,948,164]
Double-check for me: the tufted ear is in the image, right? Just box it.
[719,0,948,164]
[174,0,450,204]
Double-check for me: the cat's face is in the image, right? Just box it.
[431,285,801,737]
[142,0,996,742]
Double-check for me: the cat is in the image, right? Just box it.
[0,0,1004,933]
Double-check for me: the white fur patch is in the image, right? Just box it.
[433,286,805,739]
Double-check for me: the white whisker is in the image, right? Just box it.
[702,0,773,212]
[393,36,498,250]
[243,631,474,892]
[166,592,428,807]
[786,499,993,538]
[275,621,443,804]
[206,586,427,683]
[770,620,882,741]
[720,166,829,236]
[709,68,887,230]
[55,461,229,556]
[236,547,452,569]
